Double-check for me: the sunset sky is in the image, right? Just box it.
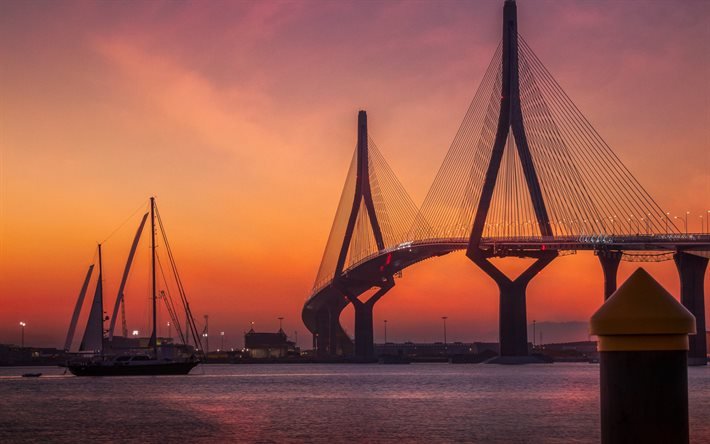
[1,0,708,349]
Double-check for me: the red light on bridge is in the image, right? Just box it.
[541,245,546,251]
[379,253,393,272]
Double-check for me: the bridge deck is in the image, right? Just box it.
[303,234,710,338]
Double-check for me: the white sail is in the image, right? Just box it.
[79,275,104,352]
[108,212,149,340]
[64,264,95,351]
[80,245,104,353]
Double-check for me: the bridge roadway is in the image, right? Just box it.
[303,234,710,358]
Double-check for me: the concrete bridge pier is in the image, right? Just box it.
[338,278,394,361]
[469,250,557,363]
[498,279,531,357]
[314,301,349,358]
[674,251,708,366]
[598,250,623,300]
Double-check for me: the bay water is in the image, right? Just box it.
[1,363,708,443]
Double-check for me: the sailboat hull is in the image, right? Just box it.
[65,360,199,377]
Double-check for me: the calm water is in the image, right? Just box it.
[1,363,709,443]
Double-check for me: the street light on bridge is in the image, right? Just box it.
[383,319,388,343]
[674,212,689,235]
[643,214,651,235]
[700,215,704,234]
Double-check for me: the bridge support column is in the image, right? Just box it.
[314,302,346,358]
[469,251,557,363]
[598,250,622,300]
[338,279,393,362]
[674,252,708,366]
[498,280,529,357]
[353,302,375,361]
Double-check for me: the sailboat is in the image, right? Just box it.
[62,197,203,376]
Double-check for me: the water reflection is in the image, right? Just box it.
[0,364,708,443]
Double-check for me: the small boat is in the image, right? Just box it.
[63,197,205,377]
[22,373,42,378]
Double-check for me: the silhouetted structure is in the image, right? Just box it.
[244,329,297,359]
[303,0,709,363]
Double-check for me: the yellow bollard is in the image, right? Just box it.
[590,267,696,444]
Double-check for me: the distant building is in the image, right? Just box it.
[375,342,499,358]
[537,340,598,362]
[244,329,297,359]
[0,344,68,366]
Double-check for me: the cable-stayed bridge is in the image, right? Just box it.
[303,0,710,364]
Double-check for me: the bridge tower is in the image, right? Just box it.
[466,0,557,361]
[316,110,395,360]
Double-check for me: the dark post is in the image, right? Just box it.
[674,251,708,365]
[590,268,696,444]
[597,250,622,300]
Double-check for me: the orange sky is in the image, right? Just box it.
[0,0,708,349]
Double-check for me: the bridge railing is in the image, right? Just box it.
[310,233,710,296]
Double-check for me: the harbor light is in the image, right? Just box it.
[132,330,139,336]
[19,321,26,349]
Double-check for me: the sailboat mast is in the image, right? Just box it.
[98,243,104,356]
[151,197,158,357]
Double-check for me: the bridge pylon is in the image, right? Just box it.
[313,110,394,359]
[335,111,386,274]
[466,0,557,362]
